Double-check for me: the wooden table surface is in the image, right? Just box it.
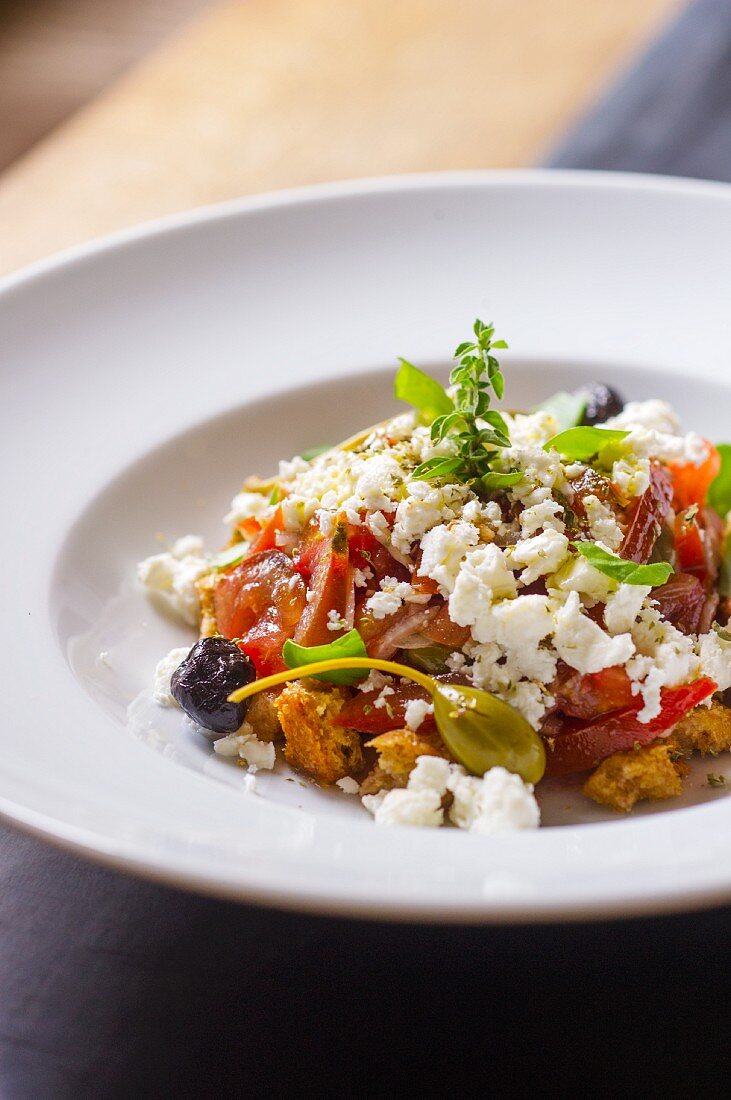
[0,0,679,278]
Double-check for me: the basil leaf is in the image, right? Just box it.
[395,359,454,423]
[411,456,463,481]
[208,544,247,571]
[708,443,731,516]
[573,541,673,586]
[544,426,629,461]
[479,470,523,491]
[301,444,331,461]
[532,391,587,431]
[282,629,368,684]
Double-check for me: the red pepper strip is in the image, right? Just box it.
[544,676,717,776]
[620,463,673,564]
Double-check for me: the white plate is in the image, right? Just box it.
[3,170,731,923]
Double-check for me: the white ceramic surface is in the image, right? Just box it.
[3,171,731,922]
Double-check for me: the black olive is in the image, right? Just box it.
[575,382,625,426]
[171,637,256,737]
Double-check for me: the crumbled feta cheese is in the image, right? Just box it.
[502,410,559,448]
[137,535,209,625]
[152,646,189,706]
[507,529,569,585]
[336,776,361,795]
[582,494,623,550]
[362,787,443,827]
[449,544,517,633]
[213,726,276,769]
[611,454,651,499]
[553,590,635,674]
[506,681,553,729]
[365,577,429,620]
[224,491,271,527]
[326,609,348,632]
[406,754,454,793]
[605,399,681,435]
[353,566,373,588]
[519,496,566,538]
[391,481,468,554]
[357,670,392,693]
[470,595,555,681]
[603,584,651,635]
[374,685,395,709]
[404,698,434,731]
[698,631,731,692]
[551,554,614,604]
[626,607,700,721]
[447,766,540,835]
[418,521,480,593]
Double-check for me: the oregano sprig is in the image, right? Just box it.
[411,319,515,487]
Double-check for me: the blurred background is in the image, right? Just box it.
[0,0,700,277]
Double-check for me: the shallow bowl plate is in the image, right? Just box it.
[3,170,731,922]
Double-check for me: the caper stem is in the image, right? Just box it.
[227,657,436,703]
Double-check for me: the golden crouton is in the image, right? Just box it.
[584,741,688,813]
[276,680,363,785]
[246,690,283,743]
[672,700,731,756]
[196,572,222,637]
[360,728,450,795]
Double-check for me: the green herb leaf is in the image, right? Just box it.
[573,542,673,586]
[479,470,523,491]
[300,444,332,461]
[544,426,629,461]
[411,456,463,481]
[532,391,587,431]
[208,544,248,571]
[708,443,731,516]
[282,629,368,684]
[394,359,453,423]
[268,485,281,505]
[707,773,727,788]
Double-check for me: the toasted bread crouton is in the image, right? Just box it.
[584,741,689,813]
[276,680,363,785]
[672,700,731,756]
[359,728,450,794]
[246,690,283,743]
[196,572,222,637]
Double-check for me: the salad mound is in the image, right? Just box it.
[139,321,731,833]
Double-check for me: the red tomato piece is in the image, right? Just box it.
[544,676,716,775]
[652,572,707,635]
[293,521,355,647]
[335,683,435,733]
[213,549,307,675]
[620,463,673,563]
[668,442,721,510]
[347,523,406,581]
[674,511,706,575]
[422,602,471,648]
[552,666,635,721]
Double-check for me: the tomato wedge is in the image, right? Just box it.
[668,442,721,510]
[213,549,306,676]
[544,676,716,775]
[620,463,673,564]
[249,505,285,554]
[552,666,635,721]
[347,523,406,582]
[335,682,435,734]
[293,520,355,647]
[674,511,706,575]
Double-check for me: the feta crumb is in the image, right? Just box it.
[553,590,635,674]
[698,631,731,692]
[627,607,699,722]
[374,685,395,709]
[582,494,623,550]
[605,399,681,435]
[418,520,480,593]
[152,646,190,706]
[507,529,569,585]
[365,577,429,620]
[406,754,455,793]
[447,766,540,834]
[326,609,348,632]
[449,544,517,634]
[137,534,209,625]
[354,566,373,588]
[404,698,434,731]
[213,727,276,769]
[336,776,361,795]
[362,787,443,827]
[603,584,651,635]
[224,491,271,527]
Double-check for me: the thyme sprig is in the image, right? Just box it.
[412,320,512,486]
